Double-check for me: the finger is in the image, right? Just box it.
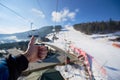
[29,36,35,46]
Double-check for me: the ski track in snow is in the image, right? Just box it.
[47,27,120,80]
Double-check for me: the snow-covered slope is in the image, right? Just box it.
[0,26,53,44]
[47,27,120,80]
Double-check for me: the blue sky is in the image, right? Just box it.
[0,0,120,34]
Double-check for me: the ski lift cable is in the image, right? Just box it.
[0,2,38,32]
[37,0,59,29]
[52,0,59,42]
[53,0,69,73]
[55,0,72,74]
[54,0,59,28]
[54,0,69,69]
[0,2,33,39]
[0,2,40,39]
[0,2,30,23]
[37,0,49,25]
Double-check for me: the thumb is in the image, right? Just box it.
[29,36,35,46]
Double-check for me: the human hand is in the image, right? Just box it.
[23,36,47,62]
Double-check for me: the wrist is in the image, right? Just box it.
[23,52,30,62]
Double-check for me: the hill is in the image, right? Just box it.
[73,19,120,35]
[0,26,53,44]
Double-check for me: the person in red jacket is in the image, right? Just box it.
[0,36,48,80]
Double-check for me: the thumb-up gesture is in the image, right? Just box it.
[23,36,48,62]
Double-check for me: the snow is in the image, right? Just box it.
[55,64,86,80]
[46,27,120,80]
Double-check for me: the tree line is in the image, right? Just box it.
[73,19,120,35]
[0,41,29,51]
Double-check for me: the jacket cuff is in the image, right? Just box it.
[14,54,29,71]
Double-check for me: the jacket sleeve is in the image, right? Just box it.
[0,58,9,80]
[6,54,29,80]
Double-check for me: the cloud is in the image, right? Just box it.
[0,25,30,34]
[32,8,45,18]
[75,9,79,12]
[68,12,75,19]
[51,8,78,22]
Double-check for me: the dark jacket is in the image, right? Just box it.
[0,54,29,80]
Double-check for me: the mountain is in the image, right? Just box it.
[0,26,53,44]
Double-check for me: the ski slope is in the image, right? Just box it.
[47,27,120,80]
